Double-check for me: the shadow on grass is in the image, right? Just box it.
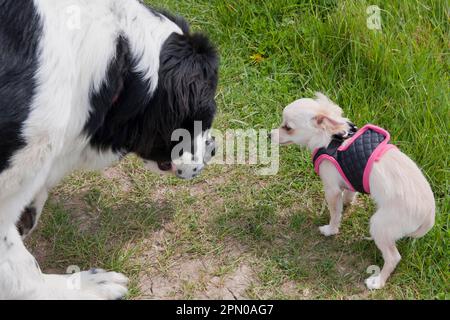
[211,191,376,298]
[26,184,176,296]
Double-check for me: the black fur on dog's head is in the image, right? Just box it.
[135,31,218,163]
[87,14,219,179]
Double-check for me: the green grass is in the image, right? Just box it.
[28,0,449,299]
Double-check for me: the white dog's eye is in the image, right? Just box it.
[282,125,292,132]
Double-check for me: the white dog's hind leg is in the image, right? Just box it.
[365,210,402,290]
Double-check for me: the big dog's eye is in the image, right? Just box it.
[282,125,292,132]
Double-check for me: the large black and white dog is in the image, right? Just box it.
[0,0,218,299]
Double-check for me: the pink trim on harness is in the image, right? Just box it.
[363,143,397,193]
[314,153,357,192]
[313,124,397,194]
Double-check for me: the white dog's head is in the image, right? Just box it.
[271,93,352,150]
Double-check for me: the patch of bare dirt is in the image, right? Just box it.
[187,175,227,198]
[102,167,133,193]
[279,280,301,297]
[200,263,254,300]
[137,239,258,300]
[139,258,257,300]
[63,194,100,233]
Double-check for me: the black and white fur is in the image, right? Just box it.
[0,0,218,299]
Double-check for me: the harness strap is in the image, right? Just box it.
[313,122,358,164]
[312,124,393,194]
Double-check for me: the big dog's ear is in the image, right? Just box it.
[158,31,218,118]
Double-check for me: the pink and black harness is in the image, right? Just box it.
[312,124,397,194]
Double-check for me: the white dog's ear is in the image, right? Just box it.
[313,114,346,131]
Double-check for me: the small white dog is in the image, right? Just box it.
[271,93,435,289]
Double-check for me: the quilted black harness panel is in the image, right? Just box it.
[313,127,388,194]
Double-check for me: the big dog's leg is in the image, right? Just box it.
[0,222,128,300]
[17,188,49,239]
[0,147,128,299]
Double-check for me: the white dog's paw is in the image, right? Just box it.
[319,225,339,237]
[77,269,129,300]
[365,275,384,290]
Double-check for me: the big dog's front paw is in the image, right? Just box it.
[74,269,129,300]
